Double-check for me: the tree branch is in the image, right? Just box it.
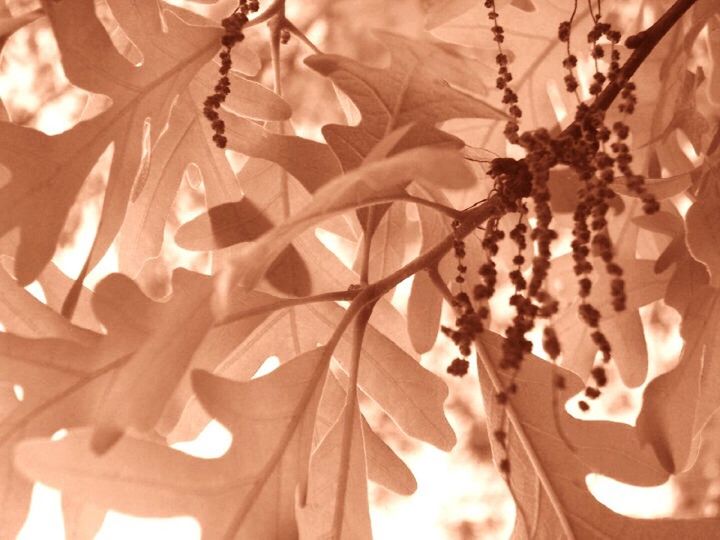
[365,196,503,301]
[592,0,699,114]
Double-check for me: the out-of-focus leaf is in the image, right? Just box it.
[637,285,720,473]
[407,269,443,354]
[686,197,720,287]
[0,7,41,50]
[426,0,535,30]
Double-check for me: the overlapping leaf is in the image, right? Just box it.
[297,397,372,539]
[633,197,720,473]
[0,262,279,533]
[214,146,475,295]
[115,6,343,278]
[431,0,591,145]
[305,30,507,170]
[13,346,324,538]
[0,2,41,50]
[475,330,720,538]
[547,202,670,386]
[15,347,415,538]
[0,0,220,290]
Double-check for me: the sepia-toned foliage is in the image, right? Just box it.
[0,0,719,538]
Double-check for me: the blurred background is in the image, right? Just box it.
[0,0,718,538]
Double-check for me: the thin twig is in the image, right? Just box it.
[332,301,374,536]
[215,290,357,327]
[244,0,283,28]
[283,19,323,54]
[365,196,503,301]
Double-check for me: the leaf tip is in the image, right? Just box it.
[303,54,336,75]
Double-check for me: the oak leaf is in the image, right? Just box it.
[0,0,219,293]
[475,330,720,537]
[305,31,506,170]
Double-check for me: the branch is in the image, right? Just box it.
[365,196,503,301]
[591,0,699,114]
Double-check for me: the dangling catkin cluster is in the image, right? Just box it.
[203,1,260,149]
[442,2,660,474]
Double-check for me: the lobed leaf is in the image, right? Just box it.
[475,330,720,538]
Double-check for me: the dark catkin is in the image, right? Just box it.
[558,3,580,95]
[443,218,495,378]
[447,357,470,377]
[443,222,475,377]
[444,3,663,478]
[551,15,661,410]
[484,0,522,144]
[203,1,261,149]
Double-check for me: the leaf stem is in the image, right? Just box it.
[215,290,357,327]
[214,194,461,327]
[244,0,283,28]
[428,265,454,304]
[226,288,370,538]
[283,19,322,54]
[268,9,284,97]
[222,265,391,536]
[340,193,463,221]
[332,301,374,537]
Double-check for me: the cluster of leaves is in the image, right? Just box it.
[0,0,720,538]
